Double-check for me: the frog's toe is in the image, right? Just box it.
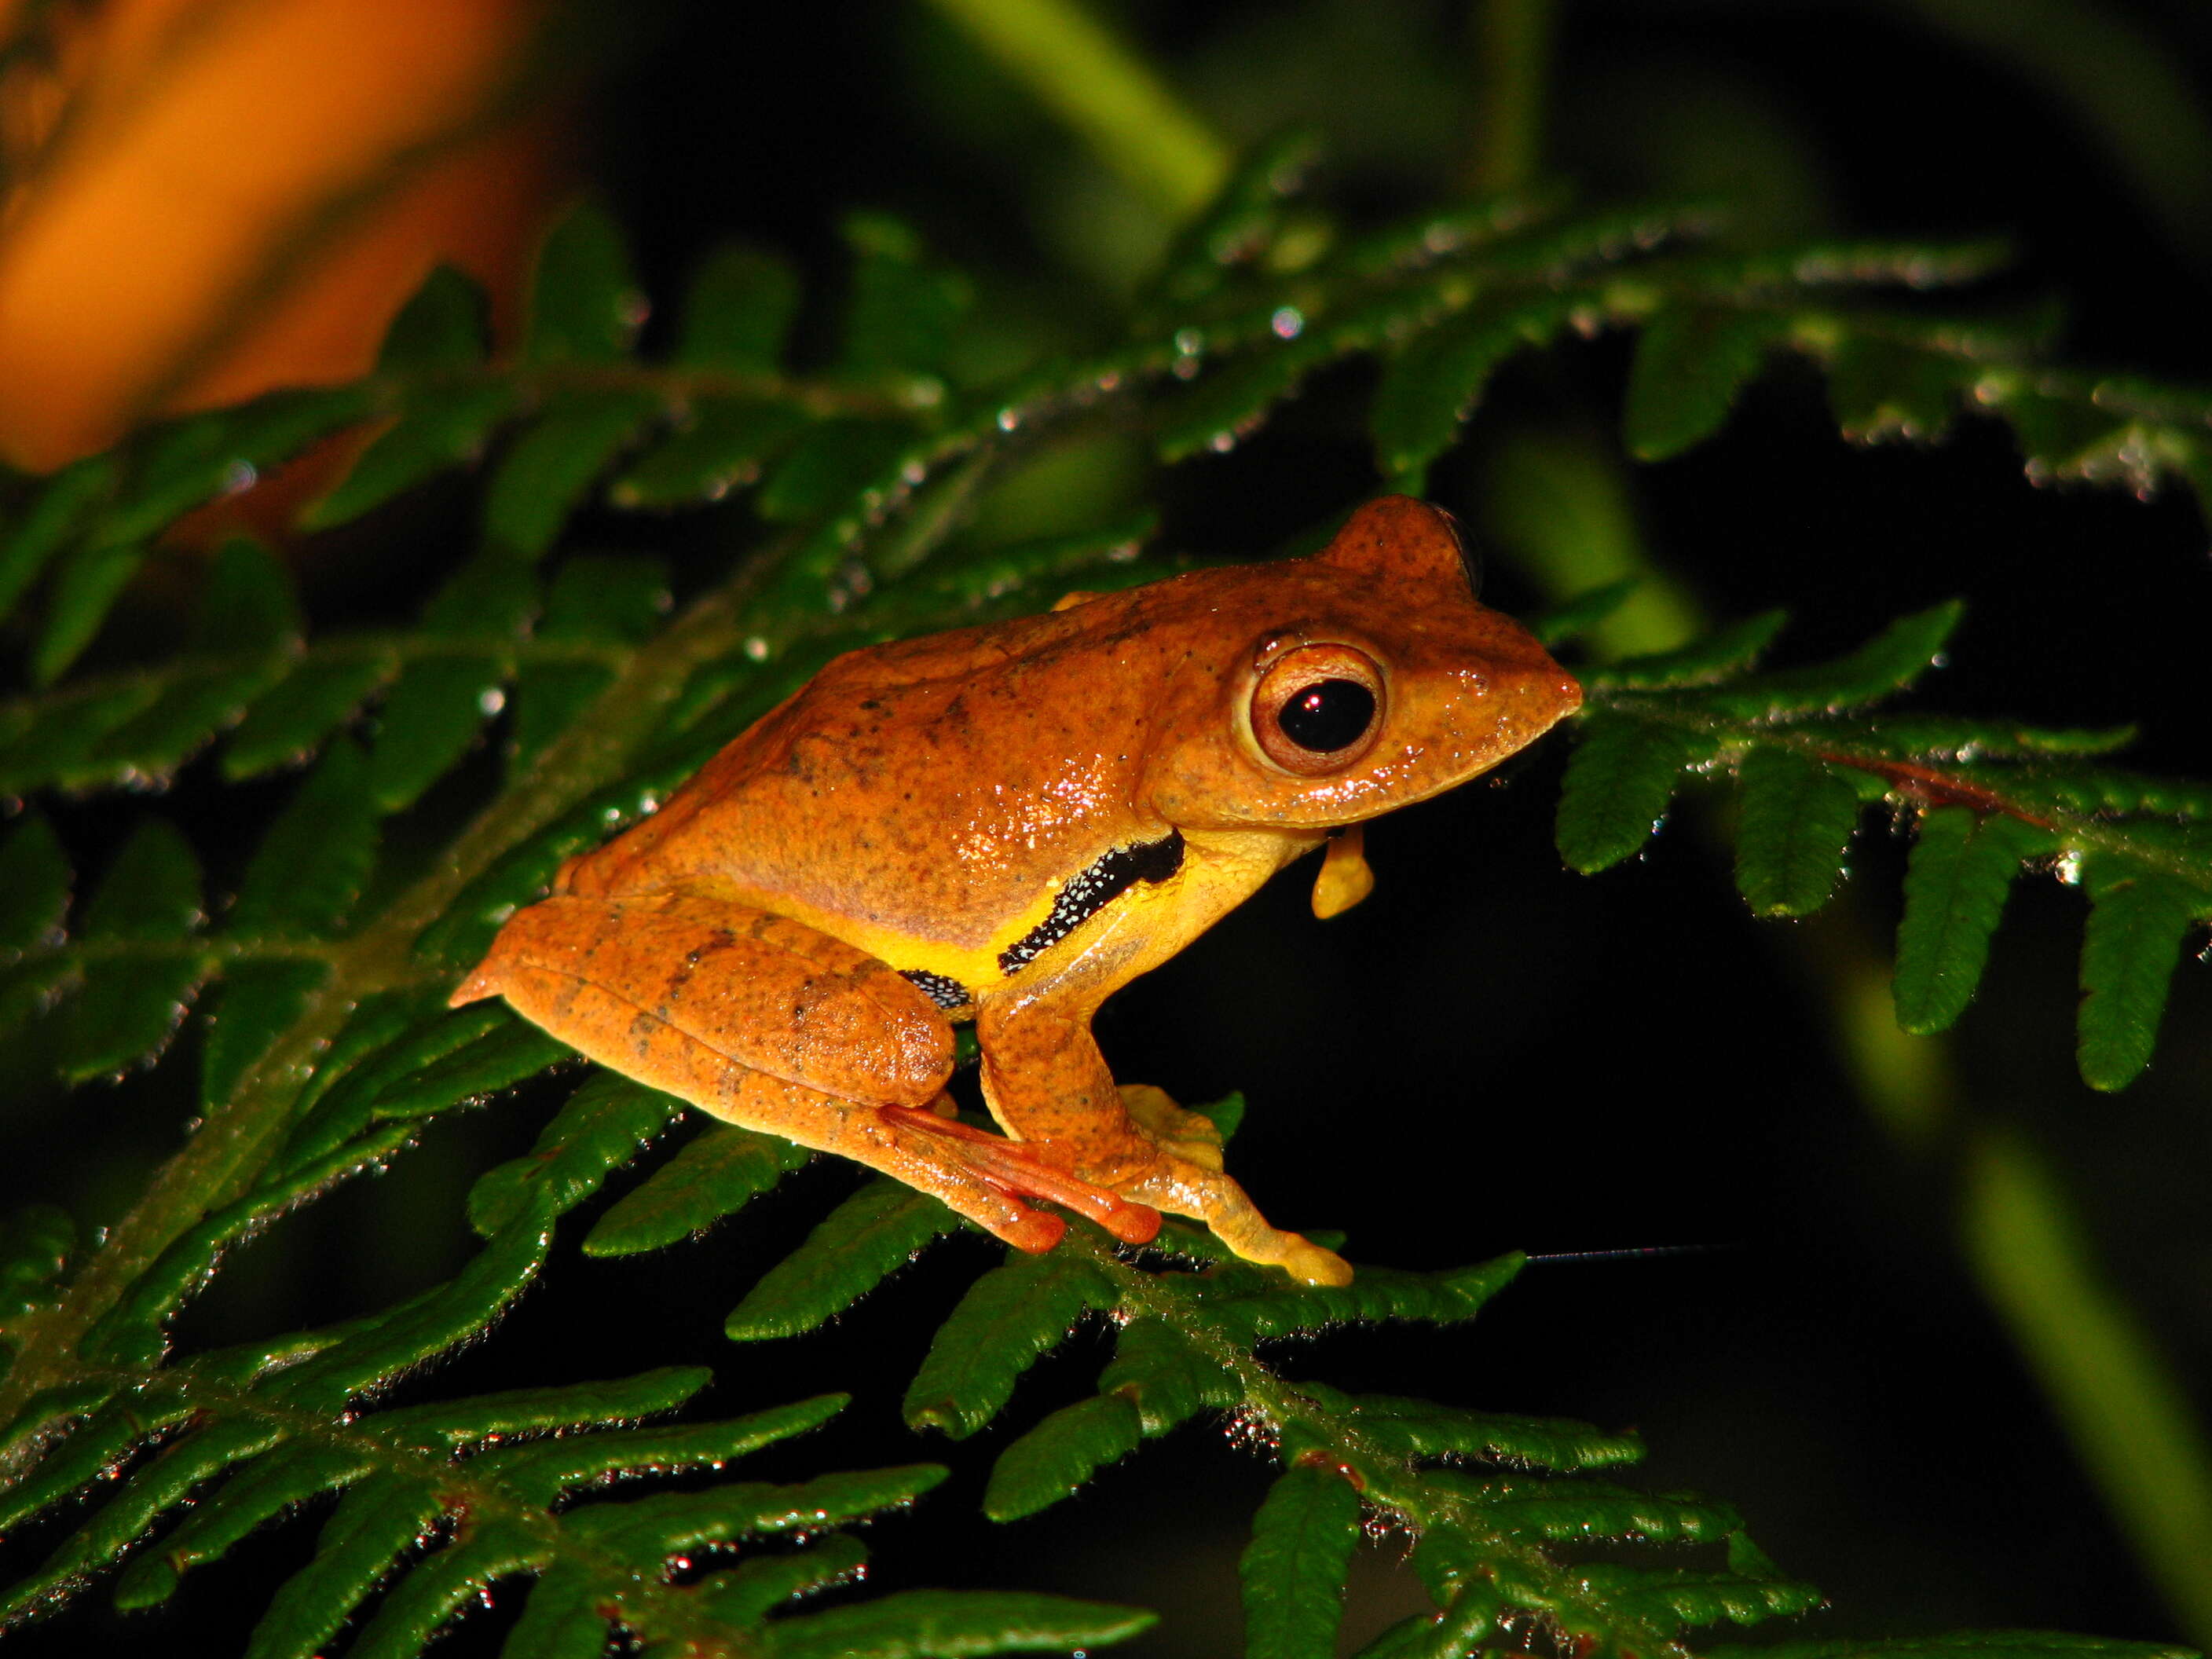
[1117,1084,1225,1171]
[881,1106,1162,1246]
[1001,1209,1068,1254]
[1279,1236,1354,1287]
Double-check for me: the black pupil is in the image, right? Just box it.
[1276,679,1375,752]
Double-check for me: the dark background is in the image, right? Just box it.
[6,1,2212,1653]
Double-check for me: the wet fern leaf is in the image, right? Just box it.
[1623,306,1784,461]
[1827,333,1965,442]
[679,244,802,371]
[1159,335,1338,463]
[0,1203,73,1326]
[904,1249,1118,1437]
[1733,749,1862,917]
[725,1177,966,1340]
[1240,1463,1363,1659]
[198,960,329,1111]
[296,266,499,531]
[32,539,145,687]
[1528,578,1639,650]
[984,1394,1146,1522]
[2077,859,2208,1090]
[280,1000,565,1173]
[1894,809,2048,1034]
[523,200,646,368]
[1146,129,1322,313]
[1692,600,1962,720]
[482,389,660,558]
[57,819,206,1082]
[0,811,70,955]
[229,739,379,938]
[837,211,970,381]
[757,418,925,524]
[1371,294,1577,484]
[1555,714,1713,873]
[768,1589,1155,1659]
[467,1071,687,1236]
[610,399,811,508]
[88,539,300,778]
[0,454,114,621]
[1096,1316,1239,1442]
[1294,1384,1643,1470]
[510,554,669,764]
[223,653,396,778]
[364,554,537,812]
[584,1122,815,1257]
[1592,610,1786,690]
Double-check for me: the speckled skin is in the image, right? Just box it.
[453,496,1581,1284]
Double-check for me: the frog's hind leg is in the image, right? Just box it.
[451,894,1157,1252]
[976,999,1352,1286]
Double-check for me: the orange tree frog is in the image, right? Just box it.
[452,496,1581,1285]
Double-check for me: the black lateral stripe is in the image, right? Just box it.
[900,968,973,1011]
[998,829,1185,976]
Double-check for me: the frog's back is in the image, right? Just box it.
[563,591,1187,954]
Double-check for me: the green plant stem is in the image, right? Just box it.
[921,0,1230,220]
[1964,1125,2212,1643]
[1469,0,1556,195]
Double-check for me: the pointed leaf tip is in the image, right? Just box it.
[2078,859,2206,1090]
[1557,716,1713,874]
[1624,306,1782,461]
[524,200,645,367]
[984,1394,1144,1522]
[1894,810,2045,1035]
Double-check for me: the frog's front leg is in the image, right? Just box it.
[974,993,1353,1286]
[450,894,1159,1252]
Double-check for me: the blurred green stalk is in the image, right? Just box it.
[1469,0,1555,195]
[921,0,1229,220]
[1965,1125,2212,1643]
[1478,428,1699,657]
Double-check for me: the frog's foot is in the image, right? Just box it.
[1117,1159,1353,1287]
[1117,1083,1224,1172]
[882,1106,1162,1247]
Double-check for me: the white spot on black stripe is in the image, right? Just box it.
[998,830,1185,975]
[900,969,972,1011]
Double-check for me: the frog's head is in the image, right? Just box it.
[1144,496,1582,830]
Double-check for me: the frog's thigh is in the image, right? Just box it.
[456,895,1066,1248]
[459,894,954,1104]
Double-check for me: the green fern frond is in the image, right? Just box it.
[1557,602,2212,1088]
[0,1191,1144,1655]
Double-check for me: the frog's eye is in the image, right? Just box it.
[1252,644,1386,775]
